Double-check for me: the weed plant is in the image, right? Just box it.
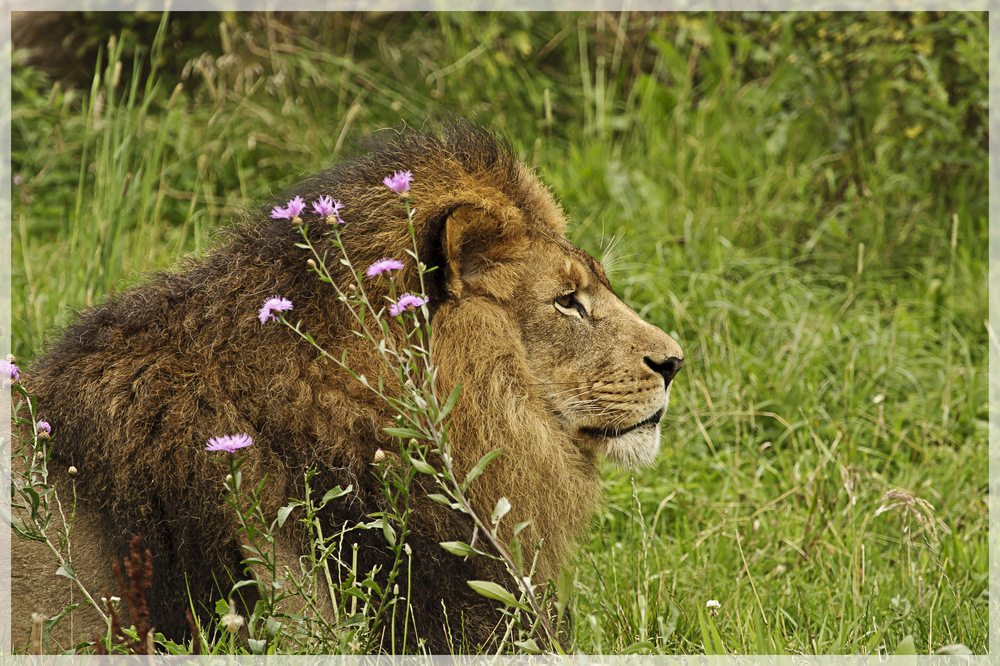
[8,11,988,655]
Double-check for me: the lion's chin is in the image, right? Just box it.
[602,422,662,467]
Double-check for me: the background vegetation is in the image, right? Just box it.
[10,10,989,654]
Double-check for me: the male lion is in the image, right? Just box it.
[11,122,683,653]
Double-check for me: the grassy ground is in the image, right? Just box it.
[10,11,989,654]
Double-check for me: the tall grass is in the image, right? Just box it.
[10,11,988,654]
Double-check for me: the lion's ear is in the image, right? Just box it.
[443,205,526,300]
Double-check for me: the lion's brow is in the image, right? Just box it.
[568,240,612,290]
[581,250,612,289]
[541,229,612,288]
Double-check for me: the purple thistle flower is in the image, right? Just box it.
[312,195,335,216]
[37,421,52,439]
[313,196,345,224]
[366,258,405,278]
[205,433,253,454]
[383,170,413,193]
[258,296,294,324]
[270,196,306,220]
[389,293,427,317]
[285,196,306,218]
[1,360,19,382]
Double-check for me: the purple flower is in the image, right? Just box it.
[258,296,294,324]
[383,170,413,193]
[37,421,52,439]
[270,196,306,220]
[312,195,345,224]
[366,258,405,278]
[205,433,253,454]
[1,360,19,382]
[285,196,306,217]
[389,293,427,317]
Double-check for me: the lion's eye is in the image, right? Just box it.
[554,292,587,318]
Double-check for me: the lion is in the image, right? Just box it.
[10,122,683,653]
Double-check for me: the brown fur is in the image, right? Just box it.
[11,122,683,653]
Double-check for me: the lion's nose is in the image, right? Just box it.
[645,355,683,386]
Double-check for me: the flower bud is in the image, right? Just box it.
[68,466,78,476]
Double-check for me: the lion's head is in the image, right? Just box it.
[432,198,683,469]
[503,233,683,467]
[12,122,683,653]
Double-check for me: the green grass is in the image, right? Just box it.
[10,11,988,655]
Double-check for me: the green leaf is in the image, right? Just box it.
[555,566,574,622]
[462,448,503,490]
[383,426,423,440]
[382,520,397,547]
[659,601,680,642]
[276,504,296,528]
[265,617,282,640]
[5,509,42,541]
[42,603,82,653]
[407,457,436,475]
[510,534,523,571]
[55,564,75,580]
[514,638,543,654]
[427,493,459,508]
[467,580,528,611]
[621,640,653,654]
[437,383,462,424]
[894,635,917,656]
[215,598,230,616]
[439,541,482,557]
[321,485,352,506]
[491,496,512,526]
[698,607,727,655]
[360,578,383,595]
[231,579,261,594]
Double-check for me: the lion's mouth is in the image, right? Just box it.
[581,407,664,439]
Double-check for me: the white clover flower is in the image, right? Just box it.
[220,607,244,634]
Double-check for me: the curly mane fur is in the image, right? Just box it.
[20,122,603,652]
